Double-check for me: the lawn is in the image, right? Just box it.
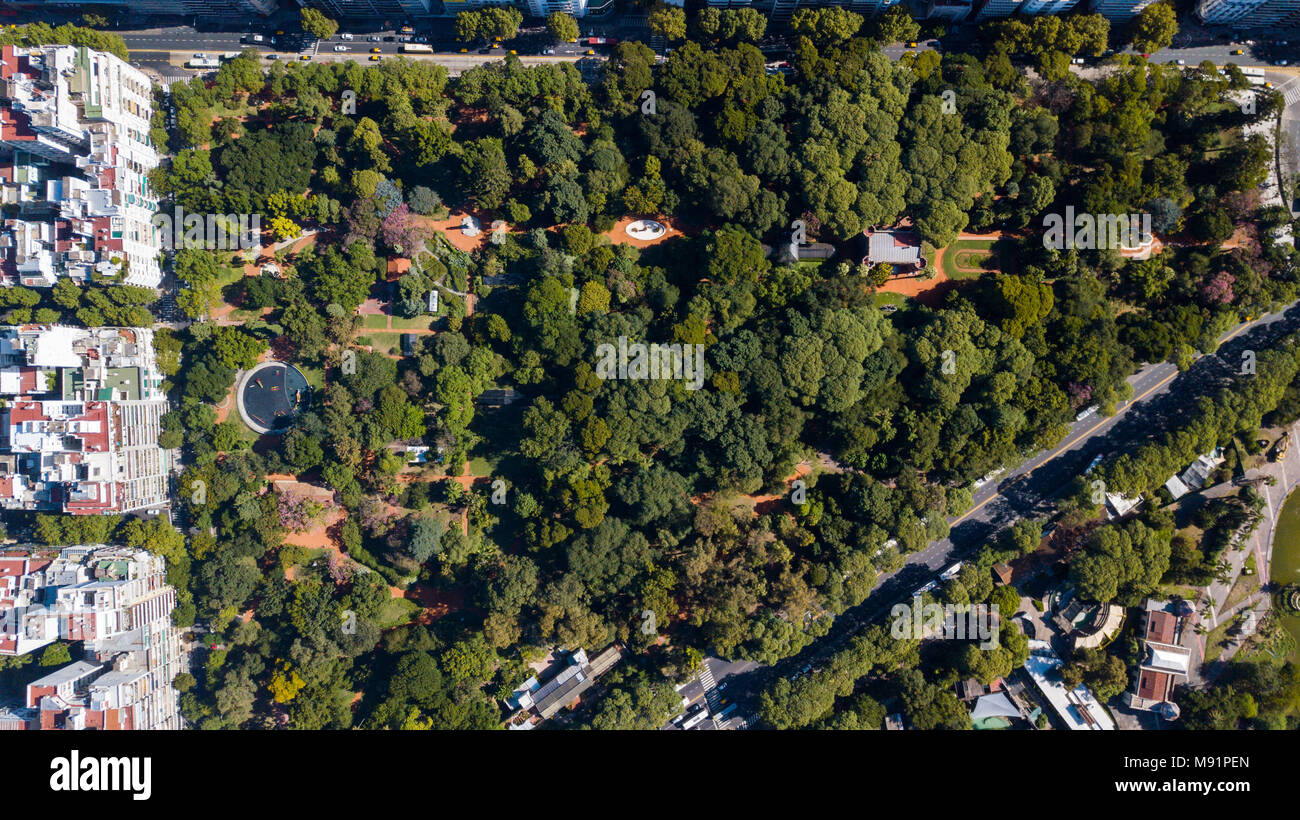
[940,238,1001,281]
[361,314,390,330]
[358,334,401,356]
[376,597,423,629]
[1222,555,1259,612]
[391,315,434,330]
[874,291,907,309]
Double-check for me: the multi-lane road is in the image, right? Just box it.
[717,301,1300,718]
[113,21,1300,83]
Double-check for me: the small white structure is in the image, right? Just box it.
[460,216,481,237]
[625,219,666,240]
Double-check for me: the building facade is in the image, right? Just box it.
[0,545,187,730]
[0,44,163,288]
[0,325,170,515]
[1197,0,1300,25]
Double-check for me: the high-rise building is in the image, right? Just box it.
[21,0,277,17]
[1090,0,1161,19]
[524,0,590,17]
[304,0,434,19]
[975,0,1082,19]
[0,545,188,730]
[0,325,170,516]
[1196,0,1300,25]
[0,44,162,288]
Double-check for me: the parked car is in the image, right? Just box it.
[333,45,348,52]
[339,33,353,41]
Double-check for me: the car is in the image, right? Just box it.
[368,35,380,41]
[369,55,381,61]
[1175,59,1186,65]
[1140,53,1149,58]
[1071,57,1085,64]
[340,33,353,41]
[193,52,206,58]
[906,41,918,48]
[371,47,381,53]
[401,25,414,33]
[508,49,516,55]
[399,35,411,42]
[249,34,263,43]
[586,49,595,55]
[415,36,427,43]
[1279,40,1289,46]
[1276,59,1289,66]
[299,54,311,61]
[460,48,468,52]
[275,30,284,35]
[265,53,279,60]
[717,681,728,691]
[1266,81,1275,87]
[333,45,348,52]
[1232,49,1244,55]
[542,48,554,55]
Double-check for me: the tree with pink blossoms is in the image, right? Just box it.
[380,204,428,256]
[1199,270,1235,306]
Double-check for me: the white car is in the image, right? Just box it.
[333,45,348,52]
[340,33,354,40]
[1175,59,1186,66]
[1277,59,1290,66]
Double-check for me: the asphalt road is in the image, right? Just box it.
[719,301,1300,719]
[116,23,1300,80]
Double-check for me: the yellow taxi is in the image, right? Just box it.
[460,48,468,53]
[299,54,311,60]
[509,49,516,55]
[1232,49,1244,55]
[906,41,918,48]
[586,49,595,55]
[369,55,381,61]
[371,47,381,53]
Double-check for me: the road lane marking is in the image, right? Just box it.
[949,317,1262,527]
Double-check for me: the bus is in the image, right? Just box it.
[680,706,710,729]
[401,43,433,53]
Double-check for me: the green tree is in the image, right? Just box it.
[300,8,339,40]
[1130,2,1177,53]
[546,12,580,44]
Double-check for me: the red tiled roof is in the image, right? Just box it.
[1146,610,1177,644]
[1136,669,1172,702]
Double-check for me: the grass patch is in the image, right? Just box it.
[1223,555,1260,612]
[391,315,434,330]
[376,597,423,629]
[298,364,325,392]
[365,334,401,356]
[361,314,390,330]
[467,455,498,477]
[940,238,997,281]
[874,291,907,308]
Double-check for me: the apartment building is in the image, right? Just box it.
[17,0,277,17]
[0,545,187,730]
[1090,0,1161,18]
[1197,0,1300,26]
[0,44,162,288]
[305,0,434,19]
[0,325,169,516]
